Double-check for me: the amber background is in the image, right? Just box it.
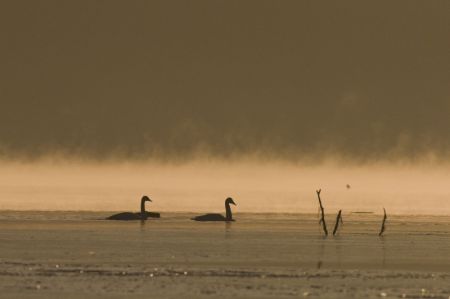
[0,2,449,212]
[0,1,449,161]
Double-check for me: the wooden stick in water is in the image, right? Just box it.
[379,208,387,236]
[316,189,328,236]
[333,210,342,236]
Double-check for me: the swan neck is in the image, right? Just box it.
[140,199,146,214]
[225,202,232,221]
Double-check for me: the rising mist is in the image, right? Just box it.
[0,1,449,213]
[0,1,449,161]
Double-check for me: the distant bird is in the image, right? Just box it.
[346,184,351,189]
[191,197,237,222]
[106,196,160,220]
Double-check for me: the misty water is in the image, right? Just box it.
[1,160,450,215]
[2,161,450,297]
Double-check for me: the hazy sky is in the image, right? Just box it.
[1,1,449,161]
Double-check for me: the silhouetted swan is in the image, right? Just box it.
[191,197,236,222]
[106,196,160,220]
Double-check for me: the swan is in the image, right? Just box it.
[106,196,160,220]
[191,197,236,222]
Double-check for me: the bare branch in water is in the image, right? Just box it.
[316,189,328,236]
[379,208,387,236]
[333,210,343,236]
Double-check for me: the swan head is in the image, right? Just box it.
[142,195,152,202]
[225,197,236,206]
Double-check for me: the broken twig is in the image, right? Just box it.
[316,189,328,236]
[333,210,343,236]
[379,208,387,236]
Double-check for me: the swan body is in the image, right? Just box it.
[106,196,160,220]
[192,213,230,221]
[192,197,236,222]
[107,212,144,220]
[143,211,161,218]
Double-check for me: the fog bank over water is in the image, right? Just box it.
[1,1,449,162]
[1,159,449,215]
[1,1,449,213]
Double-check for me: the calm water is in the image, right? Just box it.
[2,211,450,298]
[1,211,450,271]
